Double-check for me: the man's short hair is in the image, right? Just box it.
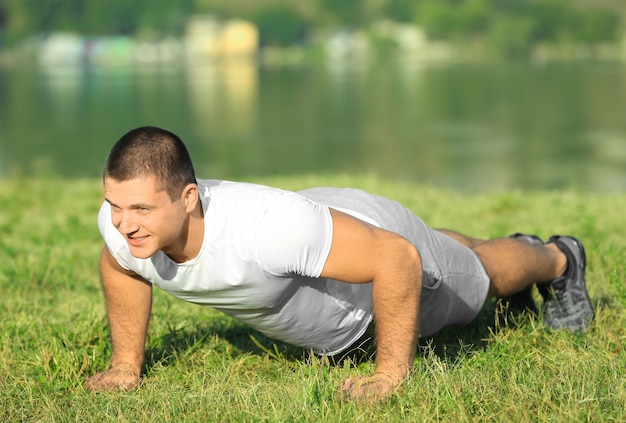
[104,126,197,201]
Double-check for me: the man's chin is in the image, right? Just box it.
[127,244,157,259]
[130,250,155,259]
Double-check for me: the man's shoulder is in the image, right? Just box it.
[197,179,285,195]
[197,179,330,242]
[198,179,301,212]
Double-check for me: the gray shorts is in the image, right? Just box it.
[415,228,491,336]
[300,187,491,337]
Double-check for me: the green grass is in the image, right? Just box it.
[1,175,625,422]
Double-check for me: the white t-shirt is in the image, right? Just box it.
[98,180,373,355]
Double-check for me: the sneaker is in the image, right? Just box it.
[539,235,594,331]
[498,233,543,316]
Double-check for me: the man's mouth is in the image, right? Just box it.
[127,236,148,247]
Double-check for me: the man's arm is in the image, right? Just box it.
[320,209,422,402]
[85,246,153,391]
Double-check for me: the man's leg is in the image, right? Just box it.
[437,229,565,298]
[473,237,566,298]
[436,229,593,331]
[438,229,567,297]
[436,229,486,249]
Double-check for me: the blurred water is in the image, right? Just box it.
[0,59,624,192]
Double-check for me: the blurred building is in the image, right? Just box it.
[185,16,259,62]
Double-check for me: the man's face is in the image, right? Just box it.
[104,176,188,259]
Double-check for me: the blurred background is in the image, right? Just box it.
[0,0,625,191]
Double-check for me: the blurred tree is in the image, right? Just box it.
[456,0,491,35]
[0,0,623,55]
[134,0,191,39]
[575,9,621,43]
[189,0,214,14]
[383,0,414,23]
[78,0,140,35]
[0,0,29,46]
[414,0,457,40]
[414,0,492,40]
[486,13,536,58]
[318,0,369,28]
[414,0,623,58]
[252,5,309,46]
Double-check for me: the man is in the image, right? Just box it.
[85,126,594,401]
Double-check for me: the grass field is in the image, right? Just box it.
[1,175,624,422]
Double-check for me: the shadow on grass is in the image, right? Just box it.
[417,301,498,364]
[419,296,558,367]
[144,321,308,373]
[142,299,540,375]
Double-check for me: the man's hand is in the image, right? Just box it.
[85,364,140,392]
[339,373,403,403]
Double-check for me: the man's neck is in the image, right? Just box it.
[165,200,205,263]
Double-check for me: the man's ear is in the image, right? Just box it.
[181,183,199,212]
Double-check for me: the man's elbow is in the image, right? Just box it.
[397,236,421,267]
[380,235,422,280]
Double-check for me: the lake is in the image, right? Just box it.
[1,58,624,192]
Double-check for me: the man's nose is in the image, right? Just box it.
[114,210,139,234]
